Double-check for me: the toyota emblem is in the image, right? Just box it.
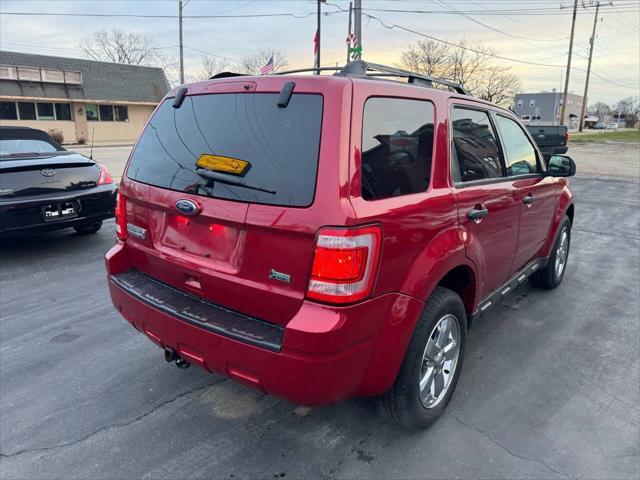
[41,168,56,177]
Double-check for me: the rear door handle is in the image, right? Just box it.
[523,194,536,205]
[467,207,489,221]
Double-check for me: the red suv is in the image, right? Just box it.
[105,61,575,428]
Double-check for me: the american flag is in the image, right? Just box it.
[260,56,274,75]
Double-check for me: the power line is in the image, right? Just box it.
[359,6,640,16]
[430,0,569,43]
[361,12,568,67]
[462,0,577,37]
[361,11,639,91]
[0,10,334,19]
[183,45,241,64]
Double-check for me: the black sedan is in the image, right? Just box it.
[0,127,117,236]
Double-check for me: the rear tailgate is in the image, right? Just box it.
[526,125,567,148]
[121,76,353,326]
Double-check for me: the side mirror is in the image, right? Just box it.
[547,155,576,177]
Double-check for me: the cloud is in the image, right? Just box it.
[1,0,637,103]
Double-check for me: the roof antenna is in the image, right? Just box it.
[89,126,95,160]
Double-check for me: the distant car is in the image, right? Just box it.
[594,122,607,130]
[607,123,619,130]
[526,125,568,155]
[0,127,116,236]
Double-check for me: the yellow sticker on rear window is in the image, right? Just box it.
[195,154,251,176]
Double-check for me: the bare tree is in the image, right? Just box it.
[399,39,520,107]
[476,65,521,106]
[615,96,639,126]
[80,28,159,65]
[400,39,450,77]
[201,55,227,79]
[239,48,288,75]
[589,102,611,117]
[160,57,200,87]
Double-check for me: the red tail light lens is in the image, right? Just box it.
[307,225,382,304]
[115,191,127,241]
[97,164,113,185]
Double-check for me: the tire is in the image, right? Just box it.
[73,220,103,235]
[530,215,571,289]
[378,287,467,429]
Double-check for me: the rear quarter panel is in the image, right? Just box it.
[347,82,479,394]
[539,179,573,257]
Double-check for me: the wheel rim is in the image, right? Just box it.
[419,313,461,409]
[554,227,569,278]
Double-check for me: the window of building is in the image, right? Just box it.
[17,67,41,81]
[0,102,18,120]
[36,103,55,120]
[529,99,535,108]
[42,69,65,83]
[451,107,504,183]
[99,105,114,121]
[521,115,531,120]
[496,115,539,176]
[18,102,36,120]
[517,100,523,108]
[86,104,99,121]
[0,65,17,80]
[55,103,72,121]
[64,71,82,84]
[361,97,434,200]
[114,105,129,122]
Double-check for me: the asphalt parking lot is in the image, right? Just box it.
[1,148,639,478]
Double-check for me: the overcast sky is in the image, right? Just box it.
[1,0,638,104]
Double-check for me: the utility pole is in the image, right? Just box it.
[354,0,362,59]
[347,1,353,64]
[579,2,600,132]
[315,1,325,74]
[560,0,578,127]
[179,0,184,84]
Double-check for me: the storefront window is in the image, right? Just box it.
[36,103,55,120]
[86,104,99,121]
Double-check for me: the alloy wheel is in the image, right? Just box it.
[419,313,461,409]
[554,227,569,279]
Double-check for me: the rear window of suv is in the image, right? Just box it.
[127,93,323,207]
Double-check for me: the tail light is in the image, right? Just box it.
[307,225,382,304]
[115,191,127,241]
[564,129,568,145]
[97,164,113,185]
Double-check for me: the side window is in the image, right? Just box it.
[496,115,539,176]
[451,107,503,182]
[361,97,434,200]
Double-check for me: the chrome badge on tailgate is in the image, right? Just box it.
[126,223,147,239]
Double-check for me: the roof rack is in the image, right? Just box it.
[275,60,468,95]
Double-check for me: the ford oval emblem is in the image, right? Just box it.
[41,168,56,177]
[175,199,199,216]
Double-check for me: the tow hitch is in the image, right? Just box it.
[163,346,190,369]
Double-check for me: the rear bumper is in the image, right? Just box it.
[540,145,568,155]
[0,184,116,235]
[106,243,424,405]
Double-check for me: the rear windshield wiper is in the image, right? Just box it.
[195,168,276,194]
